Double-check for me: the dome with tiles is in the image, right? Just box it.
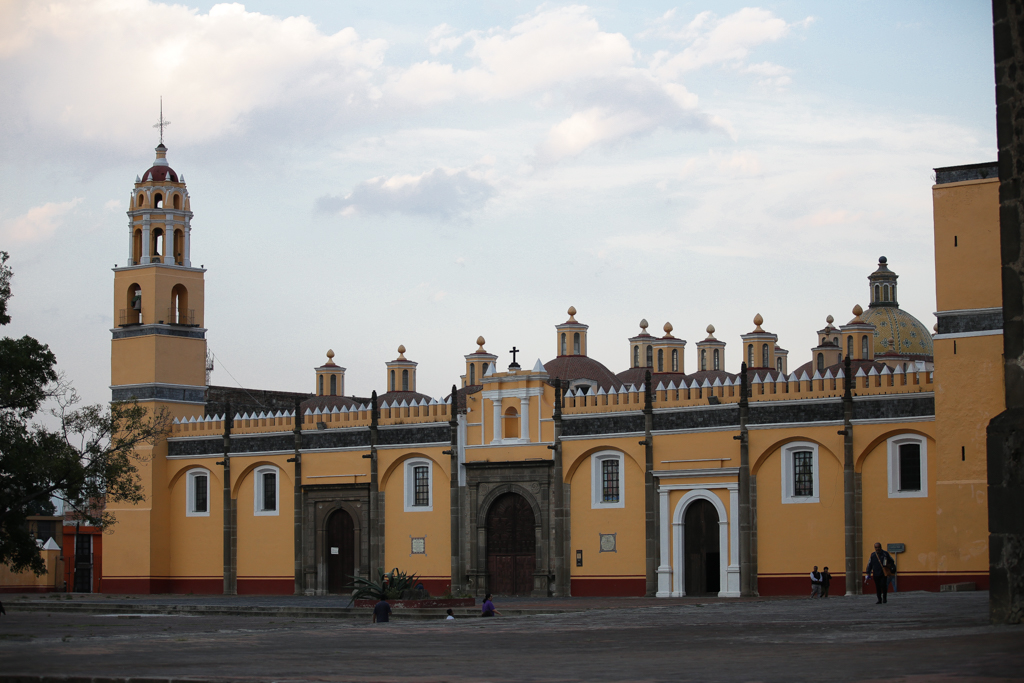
[862,256,933,359]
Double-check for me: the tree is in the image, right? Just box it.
[0,252,167,574]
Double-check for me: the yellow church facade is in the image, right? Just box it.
[100,145,1002,597]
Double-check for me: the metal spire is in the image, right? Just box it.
[153,97,171,144]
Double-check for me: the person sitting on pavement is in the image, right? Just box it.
[446,608,455,620]
[481,593,501,617]
[372,596,392,623]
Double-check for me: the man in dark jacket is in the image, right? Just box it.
[865,542,895,604]
[821,566,832,598]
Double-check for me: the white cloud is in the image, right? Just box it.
[651,8,807,79]
[0,0,387,145]
[104,199,122,211]
[317,166,495,218]
[3,198,82,242]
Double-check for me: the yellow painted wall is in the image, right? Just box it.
[235,457,294,581]
[167,462,222,581]
[381,451,451,580]
[568,451,645,580]
[754,440,846,576]
[932,178,1000,312]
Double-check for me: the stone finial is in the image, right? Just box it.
[706,324,716,339]
[325,349,336,366]
[851,304,865,323]
[663,322,674,337]
[640,318,649,333]
[397,344,406,360]
[753,313,764,333]
[567,306,577,322]
[879,256,887,265]
[476,336,486,352]
[826,315,834,325]
[933,323,938,334]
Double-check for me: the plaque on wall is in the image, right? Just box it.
[599,533,616,553]
[411,537,426,555]
[330,547,339,555]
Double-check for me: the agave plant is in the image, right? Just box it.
[348,567,420,604]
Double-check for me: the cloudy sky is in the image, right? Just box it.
[0,1,996,407]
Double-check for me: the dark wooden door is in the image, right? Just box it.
[486,493,536,595]
[73,533,92,593]
[327,509,355,594]
[684,499,720,596]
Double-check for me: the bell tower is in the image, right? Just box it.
[105,130,208,593]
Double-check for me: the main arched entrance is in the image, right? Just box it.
[684,499,720,596]
[326,508,355,594]
[486,492,536,595]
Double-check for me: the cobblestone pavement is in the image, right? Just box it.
[0,591,1021,682]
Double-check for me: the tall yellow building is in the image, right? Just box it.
[101,143,1000,597]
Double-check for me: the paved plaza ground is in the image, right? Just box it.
[0,591,1021,682]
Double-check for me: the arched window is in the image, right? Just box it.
[390,370,396,392]
[874,284,880,302]
[833,337,838,345]
[892,284,897,302]
[503,406,520,439]
[186,468,210,516]
[482,362,489,376]
[137,193,145,208]
[657,349,664,372]
[132,229,142,265]
[173,229,184,265]
[817,353,824,371]
[713,349,720,371]
[672,349,679,372]
[154,193,163,209]
[170,283,188,325]
[254,466,279,515]
[776,357,783,372]
[633,346,639,368]
[883,284,890,302]
[319,375,324,396]
[646,345,653,368]
[561,333,567,356]
[402,369,409,391]
[329,375,337,396]
[847,336,853,358]
[862,335,869,358]
[573,332,580,355]
[700,349,707,371]
[762,344,769,367]
[125,284,142,325]
[151,227,164,262]
[469,364,475,385]
[747,344,753,368]
[172,194,181,210]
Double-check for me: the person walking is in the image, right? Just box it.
[481,593,501,617]
[809,566,823,598]
[372,596,392,623]
[864,542,895,604]
[820,566,832,598]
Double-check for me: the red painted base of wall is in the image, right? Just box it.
[757,573,989,596]
[168,579,223,594]
[571,578,646,597]
[0,586,57,593]
[101,578,171,594]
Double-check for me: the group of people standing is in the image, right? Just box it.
[811,543,898,603]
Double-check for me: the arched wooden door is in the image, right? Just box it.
[486,493,536,596]
[326,508,355,594]
[684,499,721,596]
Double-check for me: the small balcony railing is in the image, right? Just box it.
[167,308,196,326]
[118,309,142,327]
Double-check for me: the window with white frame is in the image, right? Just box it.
[887,435,928,498]
[591,451,625,508]
[782,442,819,504]
[186,468,210,517]
[254,465,279,516]
[404,458,433,511]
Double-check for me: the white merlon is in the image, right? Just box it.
[532,358,545,373]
